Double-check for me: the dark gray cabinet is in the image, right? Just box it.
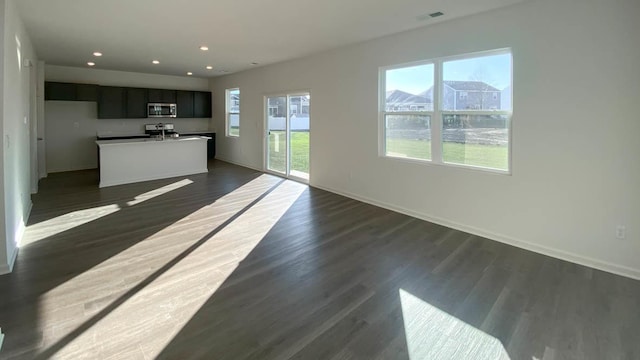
[193,91,212,118]
[126,88,148,118]
[45,82,98,101]
[176,91,194,118]
[148,89,176,103]
[46,81,211,119]
[76,84,99,101]
[98,86,126,119]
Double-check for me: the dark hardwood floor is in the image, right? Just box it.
[0,160,639,359]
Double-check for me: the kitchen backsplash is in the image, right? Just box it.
[96,117,212,136]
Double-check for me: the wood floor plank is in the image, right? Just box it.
[0,160,638,359]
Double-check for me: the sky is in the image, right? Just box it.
[386,53,512,95]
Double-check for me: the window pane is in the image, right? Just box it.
[442,114,509,171]
[385,64,434,112]
[229,88,240,112]
[228,114,239,136]
[385,114,431,160]
[442,53,511,111]
[289,95,310,179]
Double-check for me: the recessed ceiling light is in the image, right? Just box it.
[187,72,193,76]
[87,62,95,66]
[206,65,213,70]
[152,60,160,64]
[93,52,102,57]
[199,46,209,51]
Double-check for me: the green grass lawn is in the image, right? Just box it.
[267,132,508,174]
[387,138,508,170]
[267,131,309,174]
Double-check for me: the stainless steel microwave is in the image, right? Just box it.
[147,103,177,118]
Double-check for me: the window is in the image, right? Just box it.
[380,49,512,172]
[381,63,434,160]
[226,88,240,137]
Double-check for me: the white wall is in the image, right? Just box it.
[1,0,38,274]
[211,0,640,279]
[44,65,214,173]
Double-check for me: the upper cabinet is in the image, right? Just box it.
[45,82,98,101]
[126,88,149,118]
[193,91,212,118]
[45,82,212,119]
[148,88,176,103]
[98,86,126,119]
[176,90,195,118]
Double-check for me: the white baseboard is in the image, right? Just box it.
[312,184,640,281]
[214,156,264,172]
[0,228,21,275]
[0,201,32,275]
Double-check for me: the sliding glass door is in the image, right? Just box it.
[266,93,310,182]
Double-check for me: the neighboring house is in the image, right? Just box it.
[267,96,309,117]
[268,97,286,117]
[385,81,501,111]
[385,89,433,111]
[501,85,512,111]
[290,96,309,115]
[441,81,501,110]
[230,93,240,113]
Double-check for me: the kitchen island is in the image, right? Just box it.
[95,136,210,188]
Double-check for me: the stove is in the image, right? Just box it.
[145,123,177,138]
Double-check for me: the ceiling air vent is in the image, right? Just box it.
[429,12,444,18]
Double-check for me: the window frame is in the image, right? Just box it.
[379,60,436,162]
[225,88,240,137]
[379,48,513,174]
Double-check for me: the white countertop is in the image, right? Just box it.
[96,135,210,146]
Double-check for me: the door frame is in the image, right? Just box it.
[263,90,311,184]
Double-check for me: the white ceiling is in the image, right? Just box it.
[16,0,524,78]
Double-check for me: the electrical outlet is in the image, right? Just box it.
[616,225,626,240]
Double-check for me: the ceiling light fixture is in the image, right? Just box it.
[93,52,102,57]
[152,60,160,64]
[87,62,95,66]
[199,46,209,51]
[187,72,193,76]
[206,65,213,70]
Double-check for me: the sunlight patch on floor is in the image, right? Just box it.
[38,176,306,359]
[22,204,121,246]
[399,289,510,360]
[126,179,193,206]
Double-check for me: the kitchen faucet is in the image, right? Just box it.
[157,123,165,140]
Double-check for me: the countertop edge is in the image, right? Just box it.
[96,136,211,146]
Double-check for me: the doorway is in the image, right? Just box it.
[265,93,310,182]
